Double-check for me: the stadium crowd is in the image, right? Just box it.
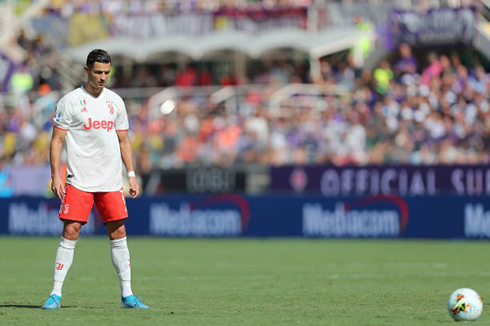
[1,0,490,175]
[3,41,490,173]
[125,45,490,173]
[43,0,313,15]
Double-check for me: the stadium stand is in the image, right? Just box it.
[0,0,489,195]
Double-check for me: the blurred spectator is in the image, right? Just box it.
[9,62,33,95]
[373,60,393,94]
[421,52,442,86]
[353,14,373,60]
[175,65,197,87]
[394,43,418,77]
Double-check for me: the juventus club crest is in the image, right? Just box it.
[107,101,114,115]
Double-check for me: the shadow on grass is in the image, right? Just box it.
[0,304,76,309]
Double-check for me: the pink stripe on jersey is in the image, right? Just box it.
[54,125,68,131]
[117,129,129,131]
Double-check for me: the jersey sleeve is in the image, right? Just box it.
[114,96,129,131]
[52,95,73,130]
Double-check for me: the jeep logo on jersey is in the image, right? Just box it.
[83,118,114,131]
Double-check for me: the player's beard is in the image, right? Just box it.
[96,80,106,89]
[90,80,105,91]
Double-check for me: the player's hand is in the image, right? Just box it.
[128,176,140,199]
[51,175,65,200]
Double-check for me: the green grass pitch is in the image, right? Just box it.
[0,237,488,325]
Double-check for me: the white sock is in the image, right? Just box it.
[50,237,77,297]
[110,237,133,298]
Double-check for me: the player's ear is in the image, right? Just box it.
[84,66,89,73]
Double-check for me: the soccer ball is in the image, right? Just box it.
[447,288,483,321]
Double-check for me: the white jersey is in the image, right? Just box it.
[53,86,129,192]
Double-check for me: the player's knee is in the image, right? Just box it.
[63,222,81,240]
[107,221,126,240]
[111,229,126,240]
[109,229,126,240]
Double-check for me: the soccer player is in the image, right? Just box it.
[42,49,149,310]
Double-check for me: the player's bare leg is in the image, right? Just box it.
[106,220,149,309]
[42,221,81,309]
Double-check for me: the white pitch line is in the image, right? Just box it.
[311,262,449,269]
[383,263,449,269]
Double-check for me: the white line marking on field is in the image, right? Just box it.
[319,262,449,269]
[2,269,490,284]
[383,263,448,269]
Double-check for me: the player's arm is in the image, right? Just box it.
[116,130,139,199]
[50,127,67,200]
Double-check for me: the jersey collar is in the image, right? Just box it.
[81,85,105,99]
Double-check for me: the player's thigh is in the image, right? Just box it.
[59,184,94,224]
[94,188,128,224]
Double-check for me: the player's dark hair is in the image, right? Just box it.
[86,49,111,70]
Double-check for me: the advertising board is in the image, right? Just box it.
[270,165,490,196]
[2,194,490,239]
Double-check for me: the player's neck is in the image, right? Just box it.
[83,84,104,98]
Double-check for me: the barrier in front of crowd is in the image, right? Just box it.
[2,194,490,239]
[271,164,490,196]
[9,164,490,198]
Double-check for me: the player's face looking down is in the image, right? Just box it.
[85,62,111,92]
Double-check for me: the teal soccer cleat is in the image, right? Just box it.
[121,295,150,309]
[42,294,61,309]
